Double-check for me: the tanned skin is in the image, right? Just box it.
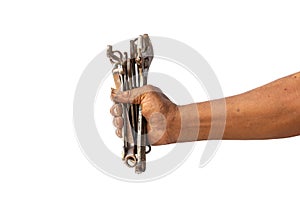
[111,72,300,145]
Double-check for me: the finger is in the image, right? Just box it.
[110,104,122,117]
[146,112,167,145]
[111,85,162,104]
[115,128,122,138]
[113,117,123,129]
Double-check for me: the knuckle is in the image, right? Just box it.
[122,90,130,98]
[145,85,161,94]
[113,117,124,128]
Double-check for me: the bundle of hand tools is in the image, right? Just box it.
[107,34,154,173]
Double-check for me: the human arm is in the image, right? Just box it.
[111,72,300,145]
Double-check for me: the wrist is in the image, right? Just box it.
[175,103,202,142]
[176,102,214,142]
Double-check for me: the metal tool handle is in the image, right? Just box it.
[107,34,153,174]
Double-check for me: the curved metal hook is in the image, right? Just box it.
[107,45,124,64]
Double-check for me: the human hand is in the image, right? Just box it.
[110,85,181,145]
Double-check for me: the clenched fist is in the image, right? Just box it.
[110,85,181,145]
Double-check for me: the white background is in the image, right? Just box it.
[1,0,300,215]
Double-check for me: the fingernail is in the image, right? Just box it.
[116,129,122,138]
[113,106,118,115]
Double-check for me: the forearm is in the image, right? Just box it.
[177,72,300,141]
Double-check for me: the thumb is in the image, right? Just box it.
[111,85,161,104]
